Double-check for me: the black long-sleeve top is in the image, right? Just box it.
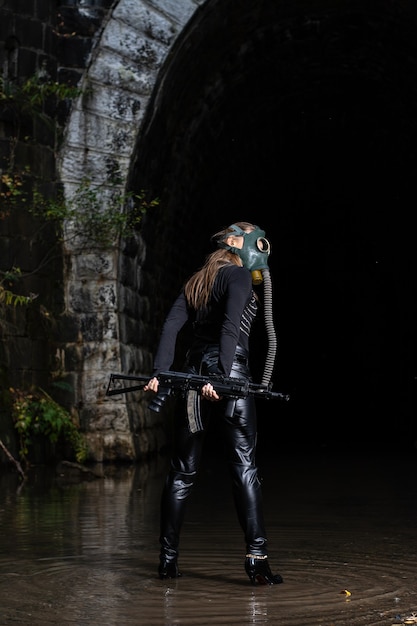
[152,264,257,377]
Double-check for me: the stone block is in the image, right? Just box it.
[74,253,116,279]
[99,19,168,69]
[78,82,143,124]
[14,18,43,53]
[88,48,158,95]
[145,0,196,26]
[113,0,178,44]
[56,35,93,67]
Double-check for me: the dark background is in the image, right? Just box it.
[134,1,417,455]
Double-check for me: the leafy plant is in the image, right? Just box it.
[10,386,88,467]
[1,71,158,299]
[0,268,35,307]
[0,169,26,207]
[0,286,33,307]
[0,71,81,127]
[31,177,159,249]
[0,72,81,307]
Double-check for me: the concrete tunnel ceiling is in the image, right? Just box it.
[129,0,417,446]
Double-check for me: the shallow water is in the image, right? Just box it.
[1,449,417,626]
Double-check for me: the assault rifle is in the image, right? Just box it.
[106,370,290,417]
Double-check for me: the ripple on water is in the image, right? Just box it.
[1,456,417,625]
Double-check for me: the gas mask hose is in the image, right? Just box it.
[261,268,277,386]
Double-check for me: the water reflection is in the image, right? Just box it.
[1,451,417,625]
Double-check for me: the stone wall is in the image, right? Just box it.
[0,0,200,462]
[0,0,68,459]
[2,0,417,463]
[57,0,199,461]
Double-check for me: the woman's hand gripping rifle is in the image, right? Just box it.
[106,371,290,418]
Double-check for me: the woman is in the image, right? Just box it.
[144,222,283,585]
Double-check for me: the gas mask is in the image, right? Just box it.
[218,224,271,285]
[218,224,277,386]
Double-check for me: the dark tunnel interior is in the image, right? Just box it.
[130,0,417,455]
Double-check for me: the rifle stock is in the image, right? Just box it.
[106,370,290,412]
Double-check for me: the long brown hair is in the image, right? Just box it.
[184,222,256,310]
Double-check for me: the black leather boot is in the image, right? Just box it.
[244,555,283,585]
[158,468,195,580]
[158,553,182,579]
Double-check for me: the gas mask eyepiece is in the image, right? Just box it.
[248,234,271,284]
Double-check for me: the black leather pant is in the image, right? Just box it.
[159,349,268,561]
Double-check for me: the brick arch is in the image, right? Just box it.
[57,0,198,462]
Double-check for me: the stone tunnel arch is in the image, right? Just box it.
[58,0,417,462]
[58,0,199,461]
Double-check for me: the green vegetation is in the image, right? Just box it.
[31,177,159,249]
[0,70,158,310]
[0,71,158,470]
[0,70,80,117]
[0,267,34,306]
[9,385,88,468]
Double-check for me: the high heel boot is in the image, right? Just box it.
[244,555,283,585]
[158,554,182,579]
